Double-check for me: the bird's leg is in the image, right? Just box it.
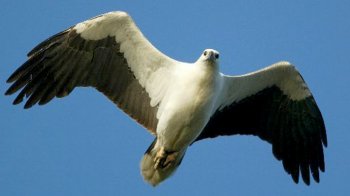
[154,147,166,169]
[153,147,179,170]
[163,151,179,167]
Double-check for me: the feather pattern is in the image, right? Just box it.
[195,62,327,185]
[5,12,178,134]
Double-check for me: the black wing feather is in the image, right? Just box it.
[5,27,158,134]
[195,86,327,185]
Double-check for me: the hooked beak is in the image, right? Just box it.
[207,51,216,61]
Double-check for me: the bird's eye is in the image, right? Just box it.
[215,54,219,59]
[203,51,207,56]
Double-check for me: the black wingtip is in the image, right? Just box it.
[291,172,299,184]
[320,163,325,173]
[24,103,32,109]
[312,173,320,183]
[27,28,71,57]
[6,77,13,83]
[301,164,311,186]
[4,89,11,96]
[322,132,328,147]
[23,105,32,109]
[6,71,19,83]
[302,175,311,186]
[5,85,17,96]
[13,96,23,105]
[305,181,310,186]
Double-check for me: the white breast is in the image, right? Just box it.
[156,62,221,150]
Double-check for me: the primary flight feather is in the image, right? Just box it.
[5,11,327,186]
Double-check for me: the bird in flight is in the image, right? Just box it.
[5,11,327,186]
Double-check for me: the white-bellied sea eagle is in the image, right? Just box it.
[5,11,327,186]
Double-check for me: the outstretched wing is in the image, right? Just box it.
[195,61,327,185]
[5,11,180,134]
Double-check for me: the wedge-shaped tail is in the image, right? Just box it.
[141,139,186,186]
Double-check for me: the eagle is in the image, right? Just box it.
[5,11,327,186]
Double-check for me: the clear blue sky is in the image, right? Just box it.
[1,1,349,195]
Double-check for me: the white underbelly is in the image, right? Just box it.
[156,75,219,150]
[157,103,212,150]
